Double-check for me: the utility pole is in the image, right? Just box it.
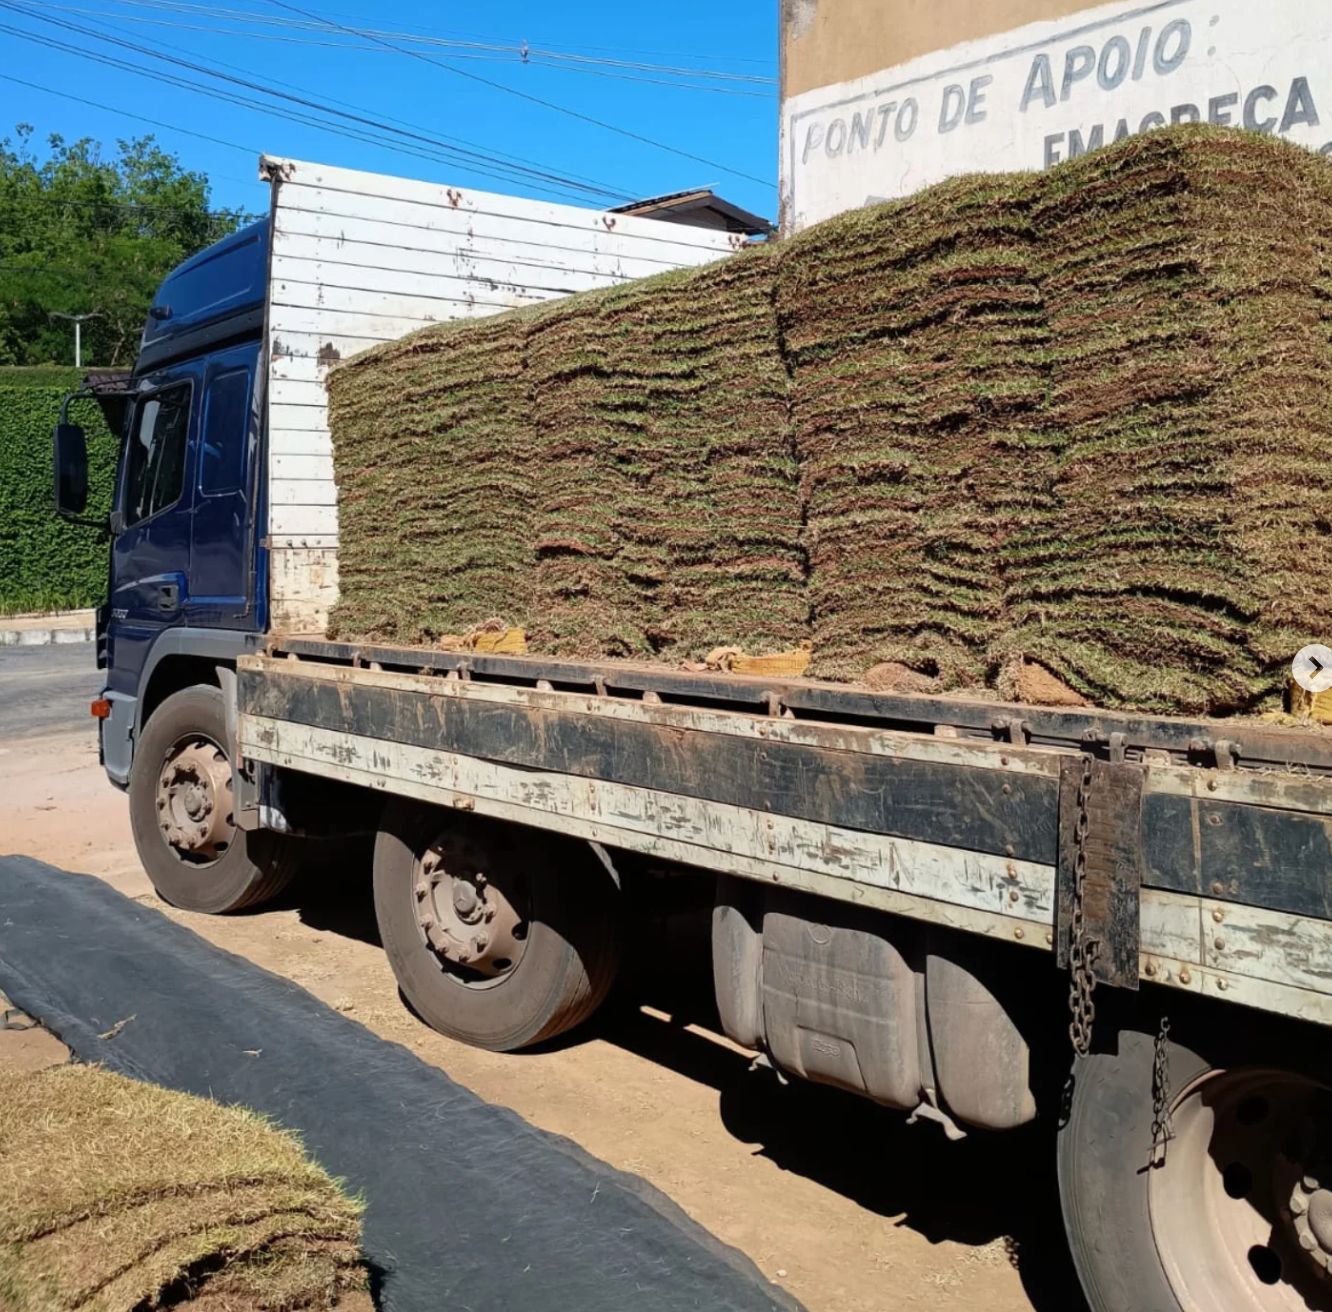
[48,311,102,369]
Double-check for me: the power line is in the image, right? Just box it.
[264,0,776,190]
[62,0,777,82]
[34,4,774,97]
[0,71,260,160]
[66,5,628,201]
[1,4,626,200]
[97,6,630,199]
[0,5,633,204]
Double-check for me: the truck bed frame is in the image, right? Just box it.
[237,636,1332,1029]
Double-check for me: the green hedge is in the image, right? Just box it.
[0,367,118,614]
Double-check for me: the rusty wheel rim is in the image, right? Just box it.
[413,831,529,987]
[1149,1067,1332,1310]
[155,734,235,865]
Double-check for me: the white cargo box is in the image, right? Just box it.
[258,156,742,632]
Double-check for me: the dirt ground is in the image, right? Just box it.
[1,707,1085,1312]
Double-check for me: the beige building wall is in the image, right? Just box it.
[781,0,1099,99]
[779,0,1332,230]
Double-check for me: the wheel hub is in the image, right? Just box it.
[1150,1067,1332,1310]
[1292,1177,1332,1269]
[156,737,234,863]
[414,836,527,980]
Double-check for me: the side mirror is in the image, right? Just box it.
[53,422,88,517]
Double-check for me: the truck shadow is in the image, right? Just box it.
[282,838,381,946]
[593,999,1086,1312]
[587,897,1089,1312]
[282,856,1087,1312]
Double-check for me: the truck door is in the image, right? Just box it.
[107,366,199,692]
[186,343,259,627]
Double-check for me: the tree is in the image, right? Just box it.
[0,126,250,368]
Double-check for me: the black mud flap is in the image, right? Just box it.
[1056,757,1144,990]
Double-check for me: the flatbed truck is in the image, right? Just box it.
[51,153,1332,1312]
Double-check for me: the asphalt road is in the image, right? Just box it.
[0,641,101,741]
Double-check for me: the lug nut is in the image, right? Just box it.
[473,933,489,953]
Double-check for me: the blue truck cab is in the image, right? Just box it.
[54,216,310,913]
[59,220,271,790]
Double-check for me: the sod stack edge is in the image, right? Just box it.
[996,128,1332,714]
[326,126,1332,716]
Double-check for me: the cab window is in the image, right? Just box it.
[199,368,251,496]
[123,382,191,526]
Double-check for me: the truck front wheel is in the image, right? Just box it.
[373,801,620,1051]
[129,684,302,914]
[1059,1010,1332,1312]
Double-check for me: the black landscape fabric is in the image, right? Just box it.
[0,856,801,1312]
[327,127,1332,715]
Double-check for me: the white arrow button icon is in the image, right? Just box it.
[1292,645,1332,694]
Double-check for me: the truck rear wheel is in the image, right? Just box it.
[373,800,620,1051]
[129,684,302,914]
[1059,1011,1332,1312]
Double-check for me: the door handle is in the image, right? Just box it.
[157,582,180,613]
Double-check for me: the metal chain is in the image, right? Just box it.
[1067,753,1099,1057]
[1149,1015,1174,1165]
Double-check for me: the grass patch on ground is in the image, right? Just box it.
[0,1065,370,1311]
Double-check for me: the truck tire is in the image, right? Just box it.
[373,800,620,1051]
[129,684,302,914]
[1059,1008,1332,1312]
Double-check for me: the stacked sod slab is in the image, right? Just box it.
[326,127,1332,716]
[0,1066,368,1311]
[995,129,1332,714]
[327,312,535,644]
[778,171,1050,688]
[523,248,806,659]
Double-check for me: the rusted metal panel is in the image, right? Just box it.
[273,635,1332,777]
[240,660,1059,862]
[1143,792,1332,921]
[240,712,1058,937]
[243,655,1064,780]
[1056,757,1143,990]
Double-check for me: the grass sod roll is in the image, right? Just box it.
[524,283,658,656]
[599,244,806,660]
[0,1065,367,1311]
[326,126,1332,715]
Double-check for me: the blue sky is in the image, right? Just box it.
[0,1,778,221]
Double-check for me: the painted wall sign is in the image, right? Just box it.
[780,0,1332,230]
